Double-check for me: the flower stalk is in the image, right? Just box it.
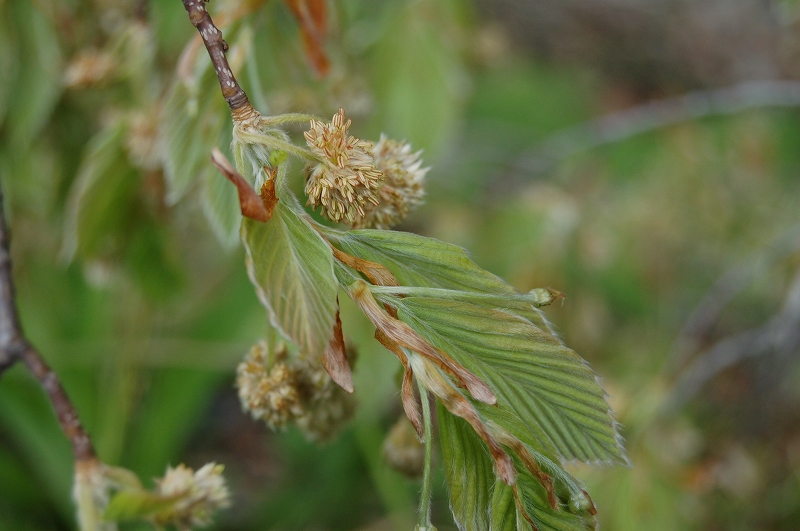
[417,384,436,531]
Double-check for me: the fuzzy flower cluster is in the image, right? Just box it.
[154,463,230,531]
[304,108,383,223]
[236,342,355,442]
[354,134,428,229]
[304,110,427,228]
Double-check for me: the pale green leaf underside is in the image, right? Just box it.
[325,229,555,334]
[242,203,337,356]
[439,406,594,531]
[201,166,241,248]
[388,296,626,465]
[328,229,512,292]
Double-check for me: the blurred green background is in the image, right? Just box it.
[2,0,800,529]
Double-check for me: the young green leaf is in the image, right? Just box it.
[242,201,338,357]
[440,406,597,531]
[438,402,494,531]
[324,229,558,335]
[382,295,627,465]
[5,0,62,148]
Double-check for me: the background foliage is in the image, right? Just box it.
[2,0,800,529]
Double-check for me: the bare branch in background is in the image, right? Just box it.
[667,224,800,373]
[0,192,26,375]
[663,267,800,414]
[481,80,800,199]
[0,186,96,462]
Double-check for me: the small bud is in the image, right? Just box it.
[269,150,288,166]
[153,463,230,530]
[382,415,425,478]
[527,288,565,307]
[304,108,383,223]
[353,135,428,229]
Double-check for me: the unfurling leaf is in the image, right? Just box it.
[346,280,496,406]
[242,200,338,356]
[211,147,272,222]
[440,407,598,531]
[322,307,354,393]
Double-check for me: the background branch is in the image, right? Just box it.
[666,224,800,373]
[0,186,96,462]
[663,267,800,414]
[480,80,800,199]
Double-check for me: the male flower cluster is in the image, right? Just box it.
[304,109,383,224]
[304,109,426,228]
[154,463,230,531]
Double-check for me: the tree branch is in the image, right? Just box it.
[180,0,255,121]
[666,223,800,373]
[0,185,96,462]
[0,189,25,374]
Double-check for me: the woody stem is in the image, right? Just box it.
[0,185,96,462]
[180,0,254,121]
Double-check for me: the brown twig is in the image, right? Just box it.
[180,0,255,121]
[0,186,96,462]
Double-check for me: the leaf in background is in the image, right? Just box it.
[440,406,597,531]
[0,4,19,127]
[62,120,140,261]
[242,201,338,356]
[370,0,468,154]
[382,295,627,465]
[326,228,557,334]
[161,64,228,205]
[124,220,185,303]
[284,0,330,77]
[5,0,62,147]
